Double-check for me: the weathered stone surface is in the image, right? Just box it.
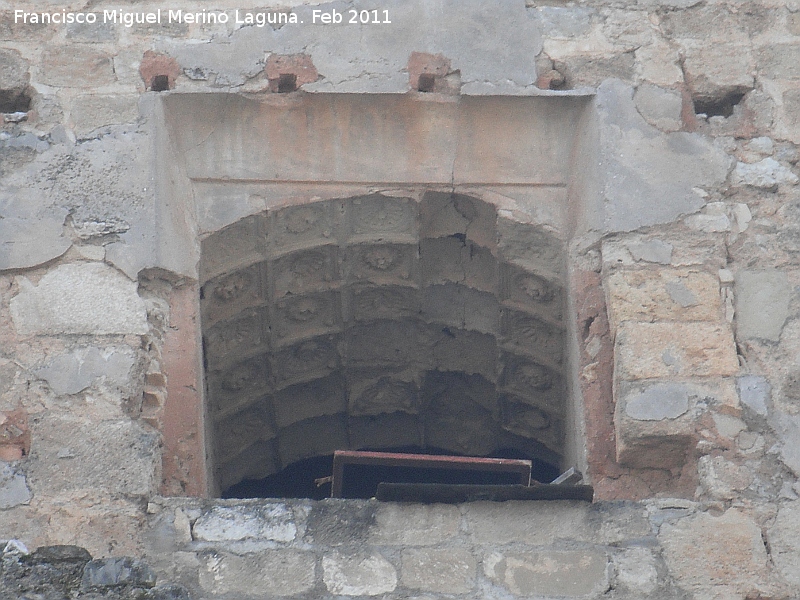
[660,509,770,600]
[40,47,116,87]
[0,462,31,509]
[591,79,731,233]
[613,547,660,595]
[682,43,754,102]
[768,501,800,588]
[369,503,460,546]
[624,382,690,421]
[606,269,721,332]
[401,548,475,594]
[0,48,29,100]
[70,95,140,137]
[192,504,296,543]
[0,206,72,271]
[615,322,739,380]
[26,417,159,498]
[322,551,397,595]
[634,84,683,131]
[33,347,136,396]
[697,455,753,501]
[199,550,315,596]
[466,501,590,545]
[10,263,148,335]
[81,557,156,590]
[627,239,674,264]
[735,270,791,341]
[484,550,609,597]
[732,158,799,190]
[737,375,770,416]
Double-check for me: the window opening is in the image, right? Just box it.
[200,192,570,498]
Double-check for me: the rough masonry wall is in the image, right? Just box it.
[1,0,800,598]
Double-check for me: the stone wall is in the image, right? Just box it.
[1,0,800,598]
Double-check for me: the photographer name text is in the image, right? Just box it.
[14,8,392,27]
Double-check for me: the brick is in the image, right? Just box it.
[40,47,116,87]
[485,550,609,597]
[615,322,738,380]
[606,269,722,333]
[401,548,475,594]
[265,53,318,92]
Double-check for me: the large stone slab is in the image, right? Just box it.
[0,463,31,509]
[615,322,739,380]
[33,347,136,396]
[199,550,315,596]
[660,509,770,600]
[401,548,475,594]
[465,500,591,545]
[10,263,148,335]
[192,504,296,543]
[484,550,609,597]
[735,270,791,341]
[322,551,397,596]
[369,503,460,546]
[768,501,800,588]
[605,268,721,333]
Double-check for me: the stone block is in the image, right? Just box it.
[270,336,341,388]
[369,503,460,546]
[271,291,343,346]
[268,200,338,255]
[26,416,159,498]
[70,94,139,137]
[203,310,267,370]
[737,375,770,416]
[613,547,660,595]
[192,504,296,543]
[66,20,116,42]
[697,455,753,500]
[420,237,498,292]
[420,192,496,250]
[32,346,136,397]
[430,328,497,379]
[465,500,590,545]
[485,550,608,598]
[347,243,419,287]
[500,309,564,365]
[347,320,421,369]
[615,381,698,468]
[735,270,791,341]
[634,84,683,132]
[0,48,29,94]
[615,322,738,380]
[496,218,564,277]
[199,550,315,596]
[348,374,419,416]
[683,43,754,100]
[500,264,563,324]
[401,548,475,594]
[10,263,148,336]
[422,284,499,334]
[660,509,770,600]
[0,213,72,272]
[271,246,341,299]
[213,403,275,464]
[351,285,421,322]
[272,374,347,427]
[81,557,156,591]
[732,158,799,191]
[423,394,499,457]
[200,214,267,282]
[759,43,800,80]
[322,551,397,595]
[605,269,721,333]
[346,195,418,244]
[0,463,31,509]
[557,53,636,88]
[40,47,116,87]
[215,441,280,492]
[768,500,800,588]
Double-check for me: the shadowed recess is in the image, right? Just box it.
[199,192,568,496]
